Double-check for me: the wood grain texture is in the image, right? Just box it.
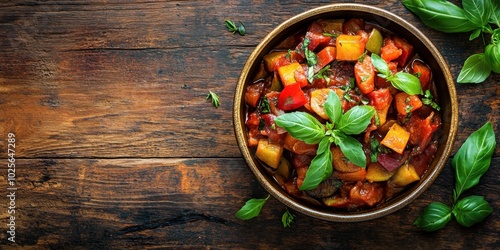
[0,158,498,249]
[0,0,498,249]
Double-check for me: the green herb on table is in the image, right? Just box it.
[414,122,495,231]
[274,90,375,190]
[403,0,500,84]
[282,208,295,227]
[235,195,269,220]
[225,20,246,36]
[206,91,220,108]
[371,53,423,95]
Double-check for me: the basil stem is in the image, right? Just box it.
[452,122,496,202]
[452,196,493,227]
[413,202,452,232]
[235,195,270,220]
[402,0,479,33]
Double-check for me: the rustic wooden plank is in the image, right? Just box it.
[0,158,498,248]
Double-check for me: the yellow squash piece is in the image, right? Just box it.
[336,34,365,61]
[380,123,410,154]
[255,139,283,169]
[390,163,420,187]
[366,162,395,182]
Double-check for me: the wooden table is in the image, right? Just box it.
[1,0,498,249]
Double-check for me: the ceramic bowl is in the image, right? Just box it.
[233,3,458,222]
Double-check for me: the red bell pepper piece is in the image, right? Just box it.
[277,83,307,110]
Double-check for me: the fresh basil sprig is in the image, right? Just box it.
[403,0,500,84]
[371,54,423,95]
[414,122,495,231]
[282,208,296,227]
[235,195,270,220]
[275,90,375,190]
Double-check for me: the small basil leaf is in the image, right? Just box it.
[457,53,492,83]
[463,0,491,27]
[336,133,367,168]
[452,196,493,227]
[275,112,325,144]
[324,90,343,125]
[235,195,269,220]
[337,105,375,135]
[413,202,452,232]
[282,209,296,228]
[402,0,479,33]
[469,29,482,41]
[391,72,423,95]
[299,137,333,190]
[371,54,391,77]
[452,122,496,201]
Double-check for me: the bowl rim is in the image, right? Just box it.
[233,3,458,222]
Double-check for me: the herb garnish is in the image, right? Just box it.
[421,90,441,111]
[282,208,296,227]
[206,91,220,108]
[403,0,500,84]
[275,90,375,190]
[371,54,423,95]
[225,20,246,36]
[235,195,269,220]
[414,122,495,231]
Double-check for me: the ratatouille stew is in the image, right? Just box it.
[244,18,442,211]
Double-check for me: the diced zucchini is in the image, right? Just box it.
[255,139,283,169]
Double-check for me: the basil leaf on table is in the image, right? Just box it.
[324,90,342,126]
[402,0,479,33]
[413,202,452,232]
[490,0,500,26]
[457,53,491,84]
[462,0,491,28]
[452,196,493,227]
[299,137,333,190]
[452,122,496,201]
[337,105,375,135]
[274,112,325,144]
[235,195,270,220]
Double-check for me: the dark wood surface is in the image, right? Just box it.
[0,0,498,249]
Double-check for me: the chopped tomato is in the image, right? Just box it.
[314,46,336,72]
[278,83,308,110]
[354,55,375,94]
[393,36,414,66]
[367,88,393,126]
[263,51,290,72]
[411,59,432,91]
[381,38,402,63]
[349,181,384,207]
[337,168,367,182]
[304,21,332,51]
[395,92,423,116]
[405,111,441,155]
[244,81,265,108]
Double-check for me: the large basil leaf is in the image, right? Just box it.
[452,122,496,201]
[336,133,367,168]
[337,105,375,135]
[299,137,333,190]
[402,0,479,33]
[457,53,492,83]
[274,112,325,144]
[452,196,493,227]
[324,90,342,126]
[413,202,452,232]
[463,0,491,27]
